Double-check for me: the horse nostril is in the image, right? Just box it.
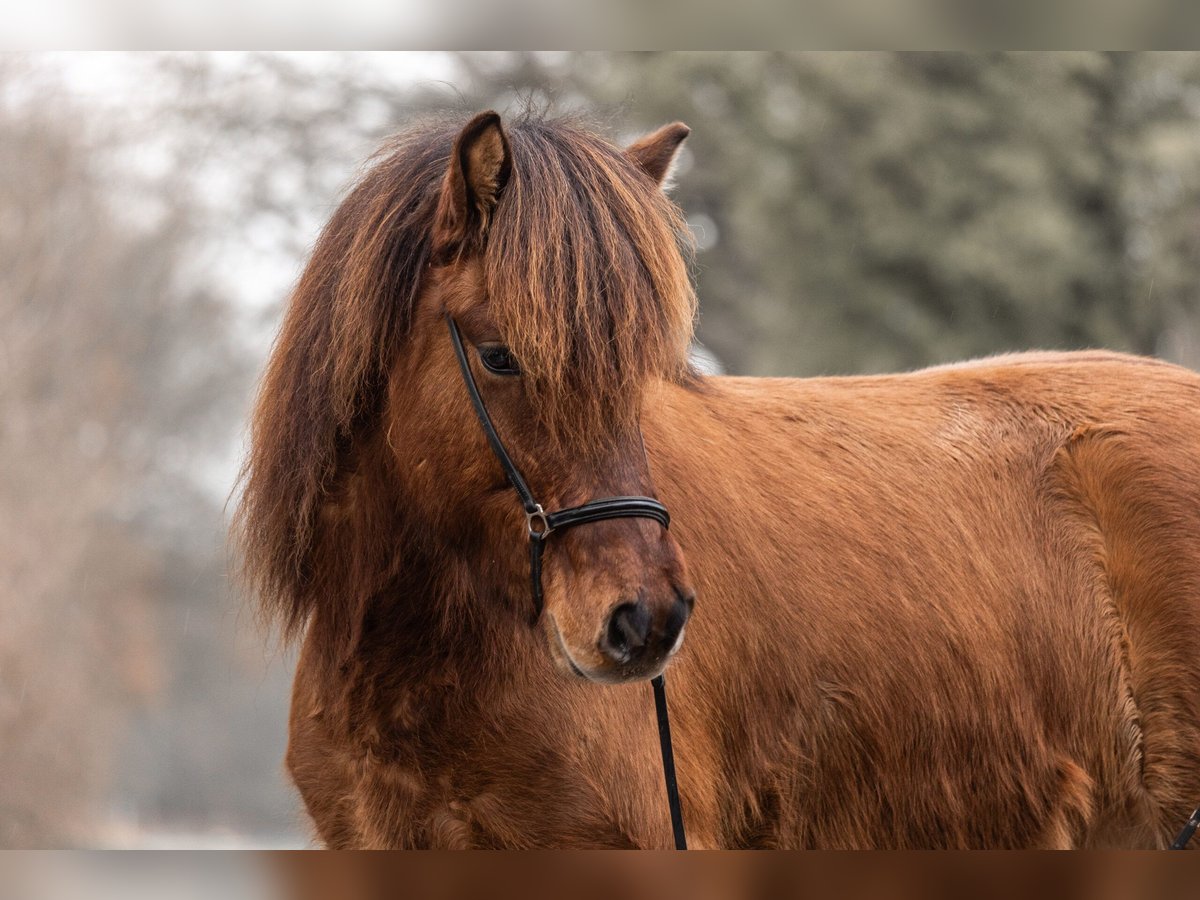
[662,594,691,652]
[604,601,652,663]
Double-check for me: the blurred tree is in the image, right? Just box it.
[165,51,1200,378]
[450,51,1200,376]
[1120,52,1200,366]
[0,58,249,845]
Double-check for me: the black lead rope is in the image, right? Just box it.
[652,673,687,849]
[447,315,687,850]
[1171,807,1200,849]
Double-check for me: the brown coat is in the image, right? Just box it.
[286,351,1200,848]
[238,113,1200,848]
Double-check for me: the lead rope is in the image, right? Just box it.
[1171,807,1200,849]
[447,315,687,850]
[652,673,687,849]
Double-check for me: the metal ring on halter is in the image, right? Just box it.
[526,504,553,538]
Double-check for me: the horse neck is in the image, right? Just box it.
[306,443,535,699]
[304,567,540,762]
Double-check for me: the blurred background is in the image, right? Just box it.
[5,51,1200,848]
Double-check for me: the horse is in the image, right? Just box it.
[236,110,1200,848]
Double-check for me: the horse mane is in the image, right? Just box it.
[235,112,697,637]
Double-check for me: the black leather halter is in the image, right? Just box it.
[447,315,670,622]
[447,314,687,850]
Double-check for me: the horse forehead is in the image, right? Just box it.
[430,259,489,318]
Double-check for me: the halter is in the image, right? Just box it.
[447,314,687,850]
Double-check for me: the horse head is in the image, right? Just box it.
[241,112,698,685]
[409,112,697,682]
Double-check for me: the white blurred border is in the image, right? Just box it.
[3,2,1200,51]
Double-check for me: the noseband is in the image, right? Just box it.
[446,314,687,850]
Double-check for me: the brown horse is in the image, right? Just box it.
[237,111,1200,848]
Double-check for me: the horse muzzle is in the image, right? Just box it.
[550,588,694,684]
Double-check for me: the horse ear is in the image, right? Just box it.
[626,122,690,187]
[434,111,512,256]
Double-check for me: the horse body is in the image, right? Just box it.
[285,348,1200,848]
[238,110,1200,847]
[652,350,1200,847]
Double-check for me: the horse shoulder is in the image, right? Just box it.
[1045,416,1200,846]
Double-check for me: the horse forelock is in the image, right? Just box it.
[484,118,697,449]
[236,112,697,636]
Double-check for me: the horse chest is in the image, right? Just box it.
[346,680,671,848]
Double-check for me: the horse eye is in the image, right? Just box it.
[479,345,520,376]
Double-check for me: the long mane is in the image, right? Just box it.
[236,113,697,636]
